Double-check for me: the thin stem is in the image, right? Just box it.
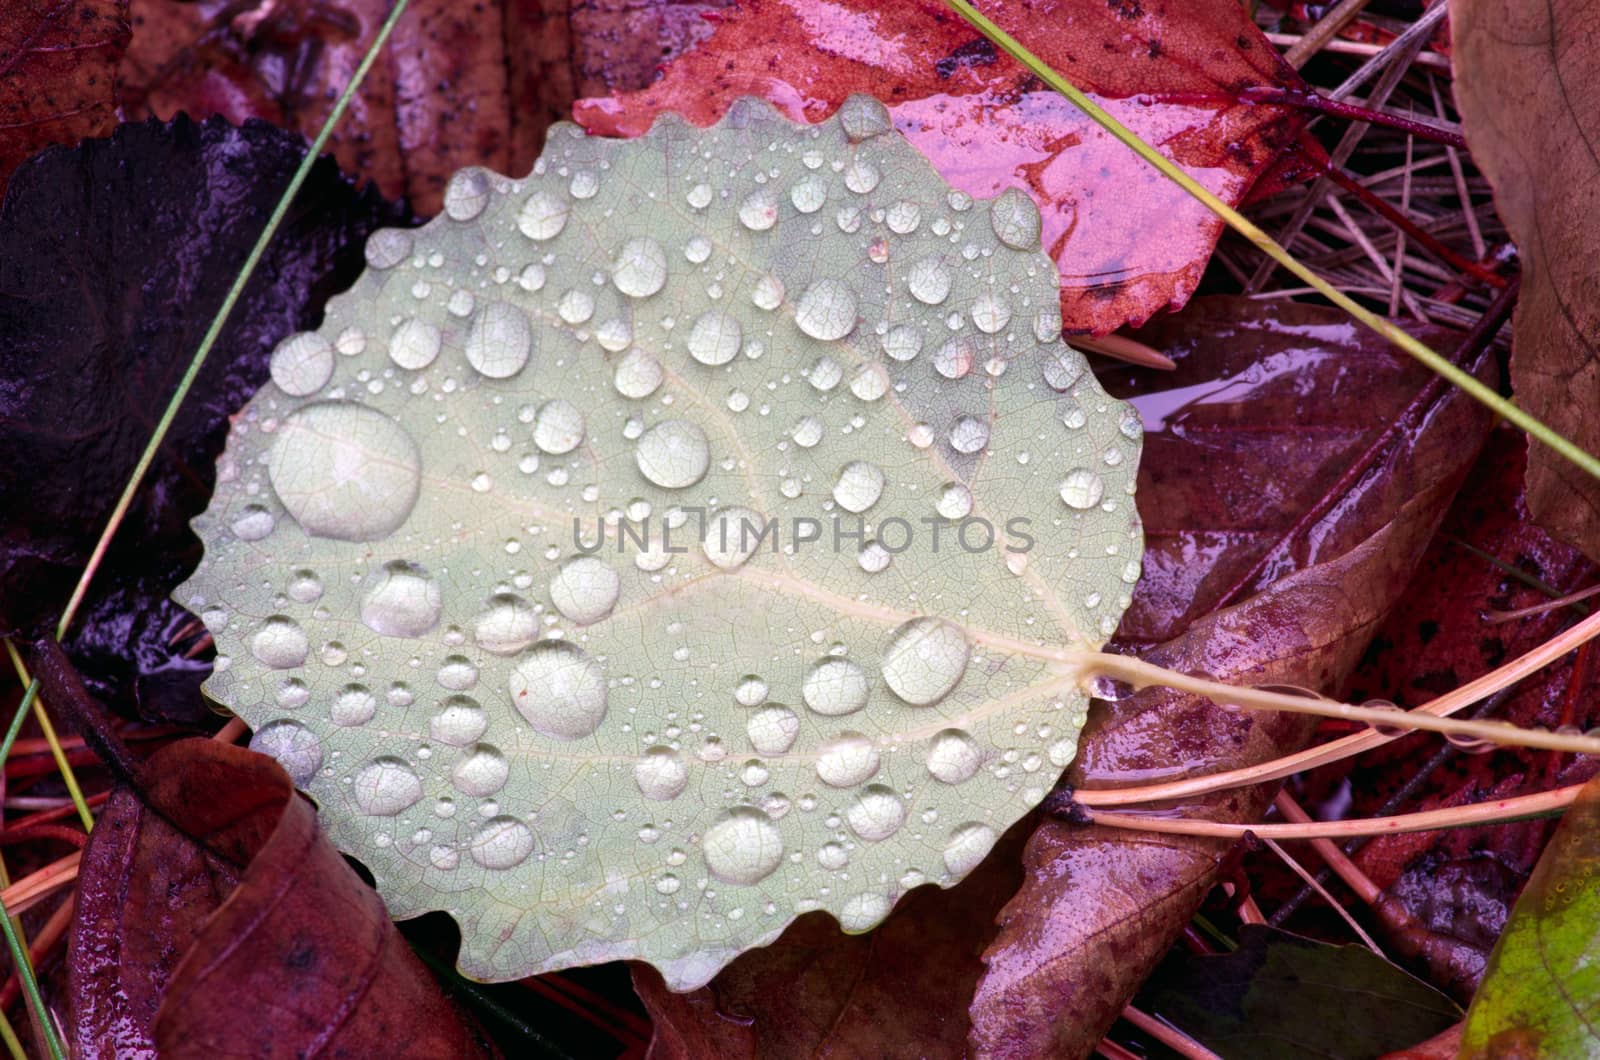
[1121,1004,1221,1060]
[1240,86,1467,149]
[1086,783,1581,839]
[1088,652,1600,755]
[0,1010,23,1060]
[52,0,414,641]
[935,1,1600,485]
[3,643,93,832]
[0,894,63,1060]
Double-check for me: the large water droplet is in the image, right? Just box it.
[746,705,799,754]
[970,292,1012,335]
[1043,352,1083,391]
[251,720,322,786]
[614,349,664,399]
[452,744,509,796]
[802,658,868,716]
[471,816,535,869]
[231,504,276,541]
[881,617,970,706]
[251,616,308,669]
[549,556,620,624]
[636,419,710,490]
[269,402,421,541]
[816,732,879,787]
[843,159,880,194]
[926,728,983,783]
[702,807,784,885]
[389,318,442,370]
[942,822,997,875]
[832,461,885,513]
[430,696,488,746]
[360,560,442,637]
[508,642,608,738]
[1058,468,1105,509]
[634,746,689,800]
[613,236,669,298]
[882,325,923,362]
[936,483,973,520]
[990,187,1042,250]
[270,332,334,396]
[907,258,951,305]
[465,301,533,379]
[846,785,905,841]
[352,758,424,816]
[556,289,595,325]
[473,593,539,655]
[533,399,586,454]
[794,279,857,341]
[518,189,569,240]
[687,310,742,366]
[443,168,492,221]
[933,336,974,380]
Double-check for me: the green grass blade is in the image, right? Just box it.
[937,0,1600,486]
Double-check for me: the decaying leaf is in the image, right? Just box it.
[70,737,493,1059]
[1461,773,1600,1057]
[0,0,129,195]
[574,0,1306,335]
[969,299,1498,1057]
[1142,925,1461,1059]
[177,96,1143,987]
[0,115,409,723]
[1453,0,1600,561]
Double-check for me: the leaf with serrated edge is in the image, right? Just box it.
[176,95,1143,988]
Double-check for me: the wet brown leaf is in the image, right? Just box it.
[69,738,494,1059]
[1452,0,1600,561]
[969,299,1498,1058]
[0,0,130,195]
[573,0,1306,336]
[119,0,729,213]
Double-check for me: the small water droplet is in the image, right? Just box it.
[790,174,828,213]
[465,301,534,378]
[470,816,535,869]
[882,325,923,362]
[331,684,377,726]
[365,229,413,269]
[473,593,539,655]
[614,349,665,399]
[687,309,742,366]
[907,258,951,305]
[556,288,595,325]
[947,415,990,455]
[990,187,1041,250]
[751,274,785,310]
[389,318,441,371]
[569,170,600,199]
[452,744,509,796]
[231,504,276,541]
[970,292,1012,334]
[933,336,974,380]
[430,696,488,746]
[738,188,779,231]
[839,892,891,932]
[270,332,334,396]
[1058,468,1105,510]
[885,200,921,234]
[549,556,620,624]
[838,94,893,142]
[533,399,586,454]
[612,236,669,298]
[702,506,766,569]
[443,168,492,221]
[936,483,973,520]
[843,159,880,194]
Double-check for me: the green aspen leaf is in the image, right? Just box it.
[177,96,1143,989]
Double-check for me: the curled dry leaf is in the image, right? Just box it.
[0,0,129,194]
[622,298,1495,1058]
[69,738,493,1059]
[0,116,407,723]
[574,0,1306,335]
[119,0,732,213]
[969,299,1498,1058]
[1452,0,1600,561]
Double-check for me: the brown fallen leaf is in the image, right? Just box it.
[572,0,1306,336]
[118,0,730,213]
[968,299,1498,1058]
[68,735,494,1059]
[1452,0,1600,561]
[626,298,1495,1058]
[0,0,130,195]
